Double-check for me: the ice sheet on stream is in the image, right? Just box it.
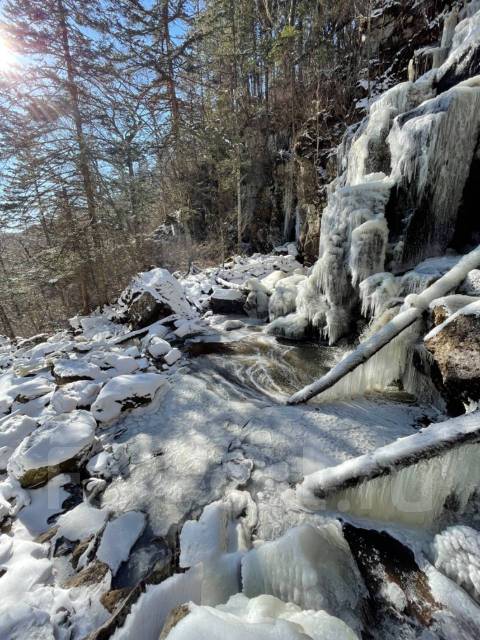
[98,361,437,541]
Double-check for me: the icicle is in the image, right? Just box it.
[349,219,388,286]
[298,412,480,528]
[322,441,480,528]
[388,83,480,270]
[359,273,401,318]
[309,320,421,402]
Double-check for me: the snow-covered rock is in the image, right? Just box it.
[86,350,144,375]
[56,502,110,542]
[50,380,101,413]
[164,348,182,366]
[147,337,171,358]
[117,268,195,329]
[459,268,480,295]
[91,373,168,423]
[53,358,102,383]
[96,511,146,575]
[7,410,97,488]
[0,414,38,470]
[220,319,244,331]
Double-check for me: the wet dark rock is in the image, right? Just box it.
[425,310,480,403]
[100,588,131,614]
[122,291,175,330]
[210,290,246,315]
[343,523,442,628]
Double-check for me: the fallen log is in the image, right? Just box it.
[288,245,480,405]
[215,276,248,291]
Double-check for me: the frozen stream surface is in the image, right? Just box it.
[100,324,437,562]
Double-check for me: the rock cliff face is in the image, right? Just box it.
[267,1,480,348]
[295,0,454,264]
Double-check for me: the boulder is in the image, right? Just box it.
[425,301,480,403]
[8,410,97,488]
[117,268,194,329]
[210,289,246,315]
[429,295,480,326]
[91,373,168,423]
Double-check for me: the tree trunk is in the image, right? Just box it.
[0,301,15,340]
[161,0,180,139]
[56,0,108,305]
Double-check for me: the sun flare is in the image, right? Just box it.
[0,36,17,71]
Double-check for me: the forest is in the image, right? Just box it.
[0,0,422,337]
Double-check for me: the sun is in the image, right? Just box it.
[0,36,17,72]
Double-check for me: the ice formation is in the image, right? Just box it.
[266,5,480,346]
[299,411,480,527]
[242,523,364,628]
[431,525,480,602]
[289,245,480,404]
[164,594,359,640]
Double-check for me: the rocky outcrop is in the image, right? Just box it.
[425,304,480,403]
[116,268,195,330]
[210,289,246,315]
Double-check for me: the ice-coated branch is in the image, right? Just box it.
[297,411,480,503]
[288,245,480,405]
